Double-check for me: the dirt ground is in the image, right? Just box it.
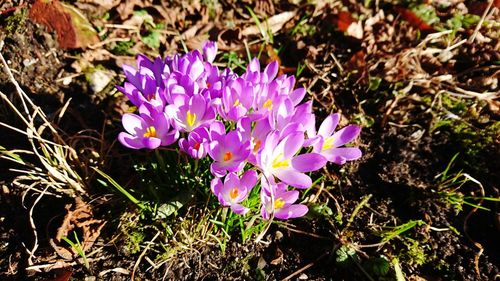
[0,0,499,280]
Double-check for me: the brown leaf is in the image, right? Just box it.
[48,270,72,281]
[29,0,99,49]
[241,11,297,38]
[51,197,106,259]
[270,247,283,265]
[78,0,121,10]
[116,0,153,20]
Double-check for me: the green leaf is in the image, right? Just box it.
[364,256,390,276]
[368,76,382,91]
[155,188,194,219]
[142,31,161,50]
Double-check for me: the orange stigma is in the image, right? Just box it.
[193,142,201,150]
[229,188,239,199]
[223,151,233,161]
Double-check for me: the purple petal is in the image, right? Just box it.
[210,162,227,177]
[179,138,189,153]
[122,113,145,134]
[122,64,138,86]
[224,130,242,151]
[161,130,179,146]
[323,147,362,162]
[188,59,204,81]
[240,170,258,190]
[277,190,299,204]
[274,169,312,189]
[292,153,327,172]
[283,133,304,159]
[118,132,143,149]
[261,205,271,220]
[318,114,340,138]
[190,95,206,120]
[290,88,306,106]
[275,204,308,219]
[231,204,249,215]
[224,172,239,188]
[211,177,223,195]
[208,140,221,160]
[202,41,217,63]
[142,137,161,149]
[248,57,260,73]
[331,125,361,147]
[264,61,279,82]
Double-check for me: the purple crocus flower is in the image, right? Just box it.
[208,130,251,177]
[216,77,255,122]
[237,117,272,164]
[257,131,327,189]
[260,180,308,220]
[211,170,258,214]
[202,41,217,63]
[165,94,215,132]
[179,126,210,159]
[312,113,362,165]
[118,105,178,149]
[242,58,279,84]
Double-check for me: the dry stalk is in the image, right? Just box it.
[0,40,86,196]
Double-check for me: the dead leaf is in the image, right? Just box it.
[78,0,121,10]
[29,0,100,49]
[51,197,106,260]
[270,247,283,265]
[242,11,297,38]
[48,269,72,281]
[116,0,153,20]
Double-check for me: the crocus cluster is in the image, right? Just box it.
[117,41,362,220]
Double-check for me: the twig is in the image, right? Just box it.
[282,252,328,281]
[131,231,161,280]
[21,185,50,266]
[469,0,494,43]
[462,174,486,279]
[342,194,372,234]
[88,38,132,50]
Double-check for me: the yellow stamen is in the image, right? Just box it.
[223,151,233,161]
[143,126,157,138]
[274,198,285,209]
[263,98,273,110]
[229,188,239,199]
[186,110,197,127]
[271,153,289,169]
[233,99,241,107]
[322,136,335,150]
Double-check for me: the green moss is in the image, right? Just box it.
[125,230,145,255]
[433,119,500,175]
[4,9,27,37]
[402,238,427,266]
[111,40,135,55]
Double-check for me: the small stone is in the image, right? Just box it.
[23,58,38,67]
[89,70,113,93]
[274,230,284,241]
[62,76,72,85]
